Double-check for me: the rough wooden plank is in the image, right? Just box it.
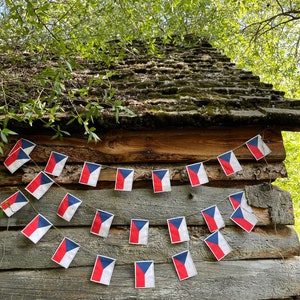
[12,161,286,187]
[1,127,285,164]
[0,226,299,270]
[1,184,293,227]
[1,258,300,300]
[246,183,294,225]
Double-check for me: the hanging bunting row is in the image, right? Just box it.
[0,135,267,286]
[3,134,271,192]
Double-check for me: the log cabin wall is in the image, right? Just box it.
[1,38,300,299]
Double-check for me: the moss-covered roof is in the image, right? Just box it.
[1,38,300,131]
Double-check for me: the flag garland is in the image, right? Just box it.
[1,133,270,286]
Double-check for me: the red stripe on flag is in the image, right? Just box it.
[91,257,104,282]
[173,258,188,280]
[52,239,67,263]
[57,197,69,217]
[219,158,234,175]
[206,241,225,260]
[203,213,218,232]
[169,222,181,243]
[4,150,20,167]
[91,213,102,234]
[45,155,56,173]
[115,170,125,190]
[153,174,163,192]
[80,165,90,184]
[188,169,200,186]
[129,222,139,243]
[26,173,42,193]
[233,218,254,232]
[247,144,264,160]
[22,216,39,237]
[135,264,145,288]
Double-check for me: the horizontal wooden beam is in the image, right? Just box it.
[0,185,294,227]
[1,258,300,299]
[1,127,285,164]
[0,226,298,270]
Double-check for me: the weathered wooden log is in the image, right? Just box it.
[11,161,285,187]
[0,185,294,227]
[0,226,298,270]
[1,258,300,300]
[1,127,285,164]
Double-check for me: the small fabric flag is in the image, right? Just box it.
[217,150,242,176]
[172,250,197,281]
[230,206,258,233]
[9,138,36,156]
[90,255,116,285]
[115,168,134,191]
[201,205,225,233]
[57,193,82,222]
[204,231,231,261]
[44,151,68,176]
[52,237,80,268]
[186,162,209,187]
[167,216,189,243]
[25,171,54,200]
[152,169,171,193]
[90,210,114,238]
[79,162,101,187]
[4,148,31,174]
[21,214,52,244]
[135,261,155,288]
[246,135,271,161]
[0,191,29,217]
[129,219,149,245]
[228,191,252,212]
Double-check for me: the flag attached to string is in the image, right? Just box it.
[152,169,171,193]
[135,261,155,288]
[129,219,149,245]
[25,171,54,200]
[201,205,225,233]
[9,138,36,156]
[90,255,116,285]
[52,237,80,269]
[21,214,52,244]
[167,216,189,244]
[90,210,114,238]
[246,134,271,161]
[172,250,197,281]
[230,206,258,233]
[44,151,68,177]
[115,168,134,191]
[228,191,252,212]
[0,191,29,217]
[79,162,101,187]
[186,162,209,187]
[204,231,231,261]
[217,150,242,176]
[4,148,31,174]
[57,193,82,222]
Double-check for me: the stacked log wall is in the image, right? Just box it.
[0,127,299,299]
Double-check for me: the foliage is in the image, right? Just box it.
[0,1,299,233]
[274,132,300,237]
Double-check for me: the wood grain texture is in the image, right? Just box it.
[0,226,299,270]
[1,258,300,300]
[1,127,285,164]
[15,162,287,187]
[0,184,294,228]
